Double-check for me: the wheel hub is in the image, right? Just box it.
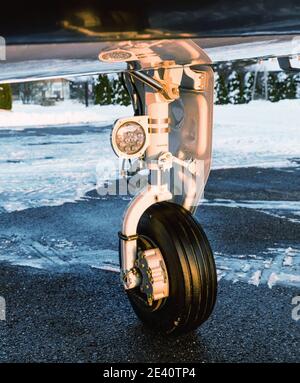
[135,248,169,306]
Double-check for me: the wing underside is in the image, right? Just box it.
[1,0,300,82]
[1,35,300,83]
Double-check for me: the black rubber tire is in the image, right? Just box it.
[126,201,217,335]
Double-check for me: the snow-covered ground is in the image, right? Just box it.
[0,100,131,128]
[1,244,299,289]
[0,99,299,289]
[0,99,299,212]
[213,99,300,168]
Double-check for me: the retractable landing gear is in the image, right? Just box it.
[130,202,217,334]
[101,40,217,334]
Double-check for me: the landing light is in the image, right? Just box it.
[111,116,149,159]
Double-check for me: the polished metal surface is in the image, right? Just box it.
[1,35,300,83]
[2,1,300,44]
[1,1,300,83]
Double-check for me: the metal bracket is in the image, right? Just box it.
[118,232,139,242]
[278,57,300,72]
[130,70,180,101]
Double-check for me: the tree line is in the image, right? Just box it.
[94,74,131,106]
[1,70,299,110]
[215,69,300,104]
[95,71,300,106]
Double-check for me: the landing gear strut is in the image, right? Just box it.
[100,40,217,334]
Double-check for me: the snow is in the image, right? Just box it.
[283,256,293,266]
[268,272,280,288]
[0,99,299,170]
[206,37,300,63]
[0,59,125,84]
[268,272,300,288]
[0,99,300,213]
[246,57,300,72]
[0,125,120,212]
[249,270,262,286]
[1,244,298,289]
[213,99,300,168]
[0,100,132,129]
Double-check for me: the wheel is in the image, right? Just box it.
[125,201,217,335]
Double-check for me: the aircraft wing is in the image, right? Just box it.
[1,1,300,82]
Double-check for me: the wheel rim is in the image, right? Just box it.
[129,235,167,312]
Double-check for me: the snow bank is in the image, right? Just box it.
[214,99,300,128]
[0,100,132,129]
[213,99,300,168]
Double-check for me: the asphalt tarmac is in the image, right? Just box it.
[0,165,299,362]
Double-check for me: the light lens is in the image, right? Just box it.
[115,122,146,156]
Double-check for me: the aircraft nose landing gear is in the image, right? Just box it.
[104,40,217,334]
[129,202,217,334]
